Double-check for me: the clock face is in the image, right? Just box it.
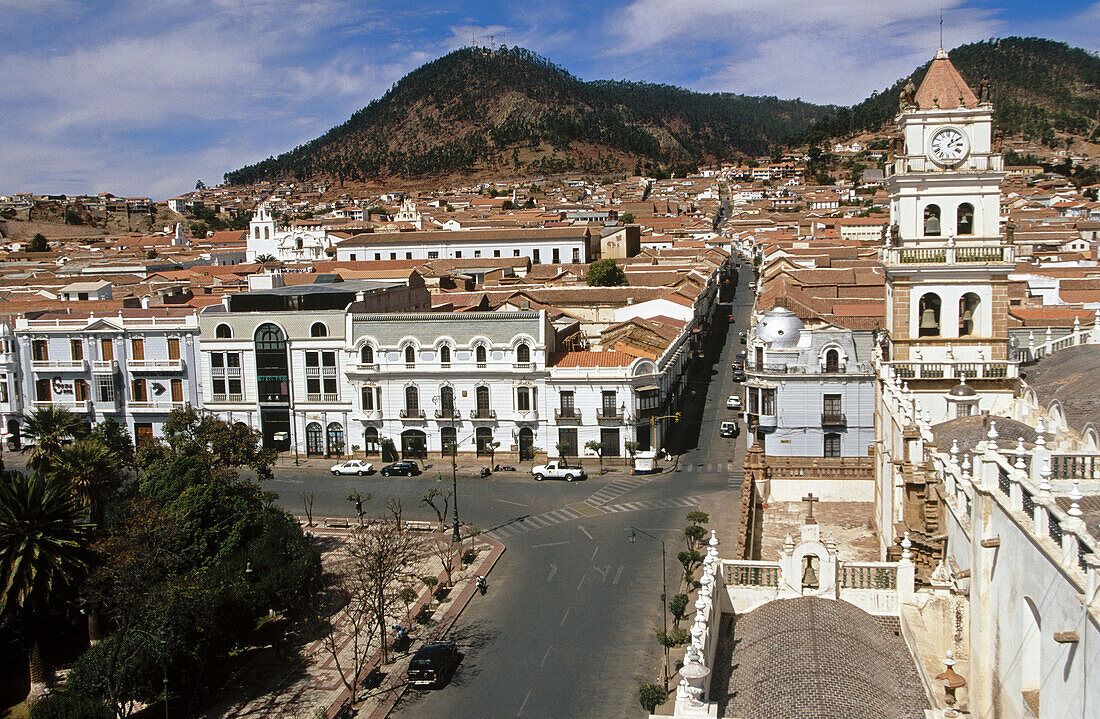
[930,127,969,164]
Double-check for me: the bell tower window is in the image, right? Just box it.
[957,203,974,235]
[923,205,941,236]
[959,293,980,337]
[918,293,942,337]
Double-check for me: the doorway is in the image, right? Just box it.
[518,427,534,461]
[305,422,324,456]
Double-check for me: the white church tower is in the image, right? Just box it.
[880,48,1017,422]
[247,203,278,261]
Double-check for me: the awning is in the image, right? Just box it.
[636,384,660,392]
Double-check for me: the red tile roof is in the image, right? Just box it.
[548,351,636,368]
[915,51,979,111]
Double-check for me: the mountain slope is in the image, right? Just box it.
[225,46,832,185]
[804,37,1100,147]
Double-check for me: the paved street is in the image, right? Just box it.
[259,268,755,718]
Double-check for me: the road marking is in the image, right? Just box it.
[578,525,593,540]
[560,607,571,625]
[546,563,557,582]
[531,541,570,548]
[590,546,599,562]
[576,574,586,592]
[540,645,553,667]
[495,498,527,507]
[612,565,624,585]
[593,565,609,582]
[517,688,532,717]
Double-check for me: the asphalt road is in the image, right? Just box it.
[259,269,756,719]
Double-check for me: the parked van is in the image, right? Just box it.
[720,421,740,438]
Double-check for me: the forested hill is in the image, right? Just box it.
[803,37,1100,147]
[224,46,832,185]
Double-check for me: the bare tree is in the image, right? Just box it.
[432,536,462,588]
[300,490,316,527]
[317,570,380,706]
[387,497,403,528]
[420,488,450,529]
[344,519,424,664]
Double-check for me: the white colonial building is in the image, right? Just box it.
[246,203,334,263]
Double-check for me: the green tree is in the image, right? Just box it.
[28,233,49,252]
[668,593,689,624]
[21,405,82,474]
[0,472,94,699]
[51,438,119,526]
[88,419,135,469]
[677,548,703,586]
[501,199,516,210]
[686,510,710,526]
[158,405,275,479]
[620,212,635,224]
[28,692,111,719]
[586,259,627,287]
[145,250,158,259]
[638,683,669,712]
[189,221,208,239]
[254,253,277,264]
[555,441,571,466]
[584,440,605,475]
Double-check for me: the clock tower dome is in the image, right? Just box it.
[881,48,1017,421]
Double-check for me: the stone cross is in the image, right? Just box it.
[802,492,819,525]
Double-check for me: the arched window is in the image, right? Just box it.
[295,237,303,250]
[305,422,323,456]
[475,385,490,418]
[404,345,415,366]
[475,427,494,457]
[959,293,980,336]
[957,203,974,235]
[326,423,345,456]
[439,385,455,417]
[255,323,286,350]
[363,427,380,456]
[441,426,457,457]
[924,204,941,236]
[475,345,487,367]
[918,293,942,337]
[310,322,327,338]
[440,345,451,365]
[360,345,374,364]
[263,226,270,240]
[215,323,232,339]
[404,386,419,414]
[361,385,375,411]
[254,226,260,239]
[824,349,840,373]
[517,343,531,363]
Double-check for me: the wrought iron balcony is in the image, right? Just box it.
[399,408,426,419]
[821,412,847,427]
[434,408,461,419]
[470,408,496,420]
[555,407,581,423]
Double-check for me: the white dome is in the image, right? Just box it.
[757,307,804,348]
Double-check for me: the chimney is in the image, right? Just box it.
[140,296,150,309]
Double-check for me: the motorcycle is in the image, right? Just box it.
[475,576,487,595]
[494,464,517,472]
[480,466,492,477]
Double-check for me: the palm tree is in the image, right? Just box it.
[21,406,81,474]
[0,471,94,699]
[52,438,118,526]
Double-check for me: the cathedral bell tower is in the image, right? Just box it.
[882,49,1017,420]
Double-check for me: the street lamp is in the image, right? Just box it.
[433,395,462,543]
[629,526,669,692]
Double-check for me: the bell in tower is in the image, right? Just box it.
[924,205,941,236]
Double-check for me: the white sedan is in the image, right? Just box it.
[726,395,742,410]
[330,460,375,476]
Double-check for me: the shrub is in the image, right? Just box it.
[638,683,669,712]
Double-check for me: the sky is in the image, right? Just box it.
[1,0,1097,199]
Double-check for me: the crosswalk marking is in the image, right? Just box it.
[484,495,703,540]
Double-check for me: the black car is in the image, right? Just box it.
[739,331,747,344]
[380,461,421,477]
[731,368,746,382]
[407,640,460,687]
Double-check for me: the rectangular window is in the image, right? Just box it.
[32,339,48,361]
[306,376,321,396]
[131,378,147,402]
[71,339,83,361]
[361,386,375,410]
[513,249,520,257]
[390,252,397,260]
[558,428,578,457]
[213,375,226,397]
[532,249,540,264]
[637,389,659,411]
[131,338,144,361]
[552,248,560,264]
[761,388,776,415]
[494,250,501,257]
[601,391,617,416]
[168,338,180,360]
[572,248,580,263]
[73,379,88,402]
[350,254,356,261]
[171,379,183,402]
[305,351,319,367]
[517,387,531,411]
[560,390,575,412]
[428,251,439,259]
[101,338,114,361]
[406,252,413,259]
[96,377,116,403]
[0,376,7,404]
[823,394,842,414]
[228,376,242,397]
[474,250,481,258]
[455,251,462,258]
[824,433,841,458]
[374,253,381,261]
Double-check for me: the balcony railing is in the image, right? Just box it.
[555,408,581,423]
[128,400,186,412]
[127,358,184,373]
[306,393,340,403]
[31,359,87,372]
[91,360,117,374]
[887,360,1016,380]
[470,408,496,420]
[400,408,426,419]
[33,399,91,412]
[821,412,847,427]
[209,393,245,404]
[597,408,624,424]
[434,408,461,419]
[883,243,1014,266]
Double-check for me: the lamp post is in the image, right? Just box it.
[630,526,668,692]
[433,395,462,543]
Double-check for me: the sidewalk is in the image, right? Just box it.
[273,453,671,479]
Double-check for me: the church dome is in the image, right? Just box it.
[948,379,977,397]
[757,307,803,348]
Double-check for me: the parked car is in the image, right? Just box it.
[731,359,744,371]
[739,331,747,344]
[330,460,375,476]
[720,421,740,438]
[731,368,746,382]
[380,461,421,477]
[736,351,747,363]
[531,460,587,482]
[748,281,756,290]
[726,395,742,410]
[407,639,460,688]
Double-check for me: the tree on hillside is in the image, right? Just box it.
[587,259,627,287]
[28,233,49,252]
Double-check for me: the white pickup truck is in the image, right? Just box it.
[531,460,587,482]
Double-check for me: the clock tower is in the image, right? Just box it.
[881,48,1017,420]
